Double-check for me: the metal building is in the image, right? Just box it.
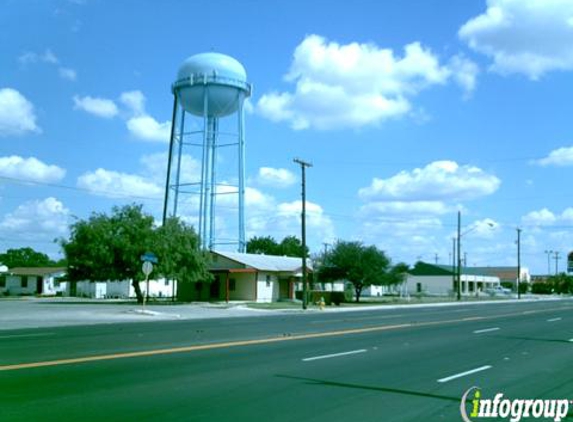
[163,53,251,251]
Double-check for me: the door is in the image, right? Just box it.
[36,276,43,294]
[210,276,221,299]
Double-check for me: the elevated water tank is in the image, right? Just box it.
[173,52,251,118]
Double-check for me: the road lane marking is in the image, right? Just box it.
[437,365,492,383]
[302,349,367,362]
[473,327,500,334]
[2,305,573,372]
[547,317,562,322]
[463,316,485,321]
[0,333,55,339]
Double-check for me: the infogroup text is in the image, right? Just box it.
[460,387,571,422]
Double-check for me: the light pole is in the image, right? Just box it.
[456,213,494,301]
[294,157,312,310]
[516,228,521,299]
[457,211,462,301]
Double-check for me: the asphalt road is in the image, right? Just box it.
[2,300,573,422]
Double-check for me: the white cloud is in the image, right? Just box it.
[77,168,163,199]
[257,35,474,130]
[72,90,170,141]
[73,95,119,118]
[0,156,65,182]
[459,0,573,79]
[358,160,501,202]
[120,90,146,115]
[120,91,171,142]
[360,201,453,217]
[59,67,77,81]
[534,146,573,166]
[448,55,479,96]
[522,207,573,229]
[18,49,59,65]
[0,88,40,137]
[0,197,70,239]
[19,49,77,82]
[140,152,201,187]
[257,167,296,188]
[126,115,171,142]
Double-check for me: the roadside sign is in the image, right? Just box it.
[142,261,153,277]
[140,252,158,264]
[568,251,573,273]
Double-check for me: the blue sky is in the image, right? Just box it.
[1,0,573,274]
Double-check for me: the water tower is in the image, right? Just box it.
[162,53,252,252]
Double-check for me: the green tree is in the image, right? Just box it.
[318,241,391,302]
[247,235,308,258]
[384,262,410,286]
[247,236,280,255]
[278,235,309,258]
[154,217,212,300]
[61,204,155,303]
[0,247,54,268]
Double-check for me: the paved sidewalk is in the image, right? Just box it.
[0,295,569,330]
[0,298,266,330]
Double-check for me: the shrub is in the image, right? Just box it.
[331,291,346,306]
[531,283,552,294]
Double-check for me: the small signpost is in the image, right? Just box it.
[140,252,157,308]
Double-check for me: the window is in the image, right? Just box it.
[0,275,5,288]
[165,279,169,286]
[229,278,236,291]
[21,276,28,288]
[266,275,271,287]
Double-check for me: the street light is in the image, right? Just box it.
[456,211,494,301]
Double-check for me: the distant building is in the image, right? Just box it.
[471,266,531,289]
[0,267,66,296]
[406,262,500,296]
[71,279,175,299]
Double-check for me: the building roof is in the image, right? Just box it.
[410,262,499,277]
[8,267,66,277]
[212,251,312,273]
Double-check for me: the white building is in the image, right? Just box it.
[406,262,501,296]
[200,251,311,303]
[0,267,67,296]
[72,279,176,299]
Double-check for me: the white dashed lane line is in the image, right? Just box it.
[302,349,367,362]
[473,327,500,334]
[547,317,562,322]
[437,365,492,383]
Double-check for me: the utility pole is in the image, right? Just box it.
[434,253,439,265]
[457,210,462,301]
[463,252,468,267]
[545,250,553,276]
[554,251,560,275]
[294,158,312,310]
[451,238,456,295]
[517,228,521,299]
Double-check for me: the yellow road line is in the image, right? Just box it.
[1,305,570,372]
